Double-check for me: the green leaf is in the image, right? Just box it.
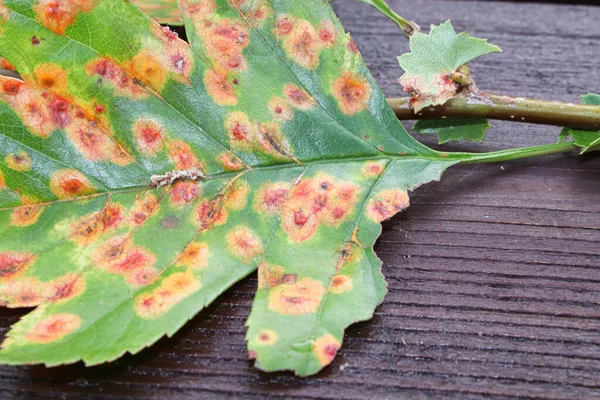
[413,118,491,144]
[559,94,600,153]
[397,21,501,112]
[0,0,460,376]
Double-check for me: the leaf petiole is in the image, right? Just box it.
[449,142,580,164]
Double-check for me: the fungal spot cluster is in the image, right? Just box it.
[0,273,85,308]
[366,188,410,222]
[131,23,194,91]
[399,71,459,112]
[49,169,96,199]
[69,202,124,245]
[277,16,338,70]
[25,313,82,344]
[0,73,132,166]
[226,225,262,261]
[0,251,38,281]
[332,72,372,115]
[192,179,249,231]
[86,58,148,98]
[134,270,201,319]
[313,334,340,366]
[33,0,98,35]
[10,196,45,227]
[264,173,360,243]
[225,111,294,160]
[176,242,209,270]
[93,234,157,286]
[268,277,325,315]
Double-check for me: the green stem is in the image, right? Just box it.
[388,92,600,131]
[353,0,419,36]
[448,142,579,164]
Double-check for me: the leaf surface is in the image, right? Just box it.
[131,0,183,24]
[414,118,491,144]
[0,0,456,375]
[397,21,501,112]
[559,94,600,153]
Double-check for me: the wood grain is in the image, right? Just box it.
[0,1,599,398]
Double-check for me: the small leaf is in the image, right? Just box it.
[559,94,600,153]
[397,21,501,112]
[413,118,491,144]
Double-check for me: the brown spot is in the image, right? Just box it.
[47,274,85,302]
[313,334,340,366]
[133,119,164,156]
[5,152,32,172]
[284,84,313,110]
[176,242,209,270]
[204,69,238,106]
[226,226,263,261]
[50,169,95,199]
[169,181,200,206]
[0,252,37,281]
[366,188,410,223]
[332,72,372,115]
[282,274,297,285]
[48,95,72,128]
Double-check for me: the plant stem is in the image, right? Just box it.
[449,142,579,164]
[388,92,600,130]
[354,0,419,36]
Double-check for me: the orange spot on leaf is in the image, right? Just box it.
[204,69,238,106]
[26,313,82,343]
[5,151,32,172]
[49,169,95,199]
[132,118,165,156]
[268,278,325,315]
[313,334,340,366]
[176,242,209,270]
[226,226,262,261]
[332,72,372,115]
[366,188,410,222]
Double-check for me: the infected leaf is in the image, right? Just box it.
[0,0,458,376]
[397,21,501,112]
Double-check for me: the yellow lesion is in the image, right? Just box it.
[176,242,209,270]
[5,151,32,172]
[255,328,279,346]
[25,313,82,344]
[226,226,263,261]
[366,188,410,223]
[268,278,325,315]
[134,270,201,319]
[330,275,353,294]
[313,334,340,366]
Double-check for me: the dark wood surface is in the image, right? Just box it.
[1,1,599,398]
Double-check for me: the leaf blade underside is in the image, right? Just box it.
[0,0,455,375]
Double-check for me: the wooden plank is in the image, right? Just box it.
[0,1,598,398]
